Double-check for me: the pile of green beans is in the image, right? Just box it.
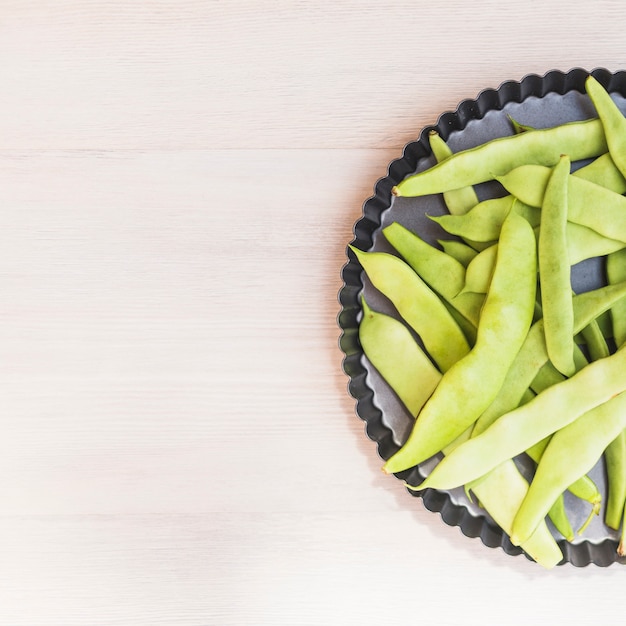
[354,75,626,568]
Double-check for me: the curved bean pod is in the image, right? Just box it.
[437,239,478,267]
[497,164,626,243]
[382,222,483,327]
[468,461,563,568]
[546,494,575,542]
[525,435,601,511]
[360,294,562,567]
[350,247,470,371]
[393,118,606,197]
[607,247,626,349]
[511,391,626,546]
[428,130,479,215]
[586,75,626,179]
[417,346,626,492]
[572,151,626,191]
[539,155,575,376]
[462,244,497,294]
[432,150,625,244]
[472,280,626,436]
[445,225,623,298]
[604,430,626,531]
[359,297,441,416]
[579,320,610,361]
[383,211,536,474]
[430,196,539,242]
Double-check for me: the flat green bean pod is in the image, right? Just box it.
[539,155,575,377]
[525,433,600,512]
[437,239,478,267]
[607,247,626,348]
[393,118,607,197]
[428,130,479,215]
[350,247,470,371]
[462,244,497,294]
[417,346,626,492]
[572,151,626,192]
[579,320,610,361]
[446,224,623,298]
[472,280,626,436]
[382,222,483,327]
[359,297,441,416]
[431,150,625,244]
[383,211,536,474]
[430,197,539,243]
[586,75,626,179]
[511,391,626,546]
[467,460,563,568]
[360,292,562,567]
[604,430,626,531]
[497,164,626,243]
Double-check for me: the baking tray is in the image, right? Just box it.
[338,67,626,567]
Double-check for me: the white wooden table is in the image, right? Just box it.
[2,1,626,624]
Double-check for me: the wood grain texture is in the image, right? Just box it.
[2,1,626,624]
[0,0,626,151]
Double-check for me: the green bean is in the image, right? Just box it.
[528,362,566,395]
[472,280,626,437]
[572,152,626,192]
[579,319,610,361]
[525,433,601,513]
[595,310,614,340]
[382,222,483,327]
[617,508,626,554]
[360,293,562,567]
[503,390,574,540]
[350,247,470,372]
[469,464,563,568]
[497,164,626,243]
[510,391,626,546]
[431,151,625,244]
[448,292,485,336]
[437,239,478,267]
[546,493,575,542]
[359,297,441,415]
[604,431,626,531]
[603,245,626,532]
[586,75,626,180]
[539,155,575,376]
[417,346,626,492]
[428,130,479,215]
[525,352,602,519]
[607,247,626,348]
[392,118,606,197]
[445,224,623,298]
[563,223,625,264]
[529,339,588,394]
[382,222,465,294]
[462,244,497,294]
[440,299,478,346]
[430,196,540,243]
[476,332,601,513]
[383,211,536,474]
